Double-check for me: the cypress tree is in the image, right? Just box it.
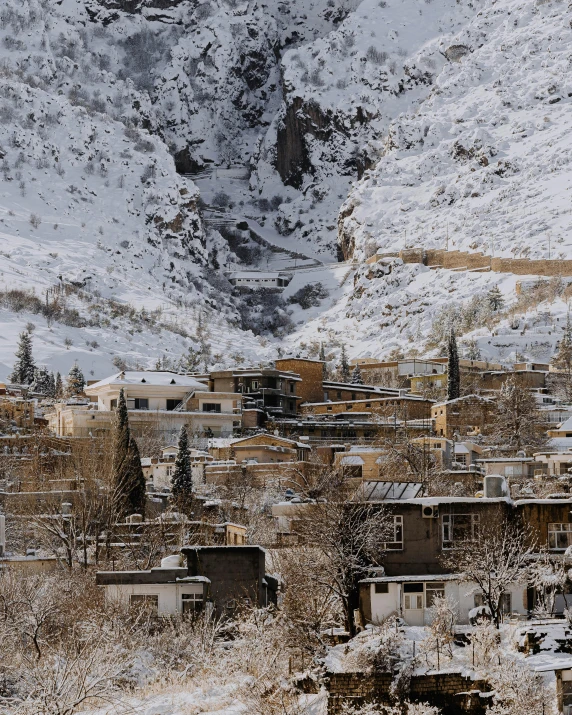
[66,363,85,396]
[319,342,328,380]
[171,425,193,507]
[10,331,36,384]
[55,372,63,398]
[340,345,350,382]
[351,363,364,384]
[447,328,460,401]
[111,388,146,518]
[48,372,56,398]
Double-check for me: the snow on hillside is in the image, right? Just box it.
[340,0,572,262]
[0,0,571,376]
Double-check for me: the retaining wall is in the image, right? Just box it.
[371,248,572,277]
[326,671,491,715]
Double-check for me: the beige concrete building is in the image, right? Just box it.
[45,371,242,440]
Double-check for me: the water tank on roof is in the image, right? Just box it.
[160,554,183,569]
[484,475,507,499]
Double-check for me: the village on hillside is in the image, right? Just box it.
[3,324,572,713]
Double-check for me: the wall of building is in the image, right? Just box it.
[104,582,204,616]
[183,547,269,615]
[275,358,324,404]
[381,501,510,576]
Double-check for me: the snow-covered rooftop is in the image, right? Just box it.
[86,372,207,391]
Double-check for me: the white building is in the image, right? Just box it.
[142,444,214,490]
[360,574,528,626]
[45,371,242,439]
[227,271,292,289]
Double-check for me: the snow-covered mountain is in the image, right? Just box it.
[0,0,570,379]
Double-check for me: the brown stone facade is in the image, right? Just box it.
[325,671,490,714]
[275,358,324,404]
[432,396,496,439]
[302,397,433,421]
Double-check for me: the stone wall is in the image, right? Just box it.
[378,247,572,277]
[326,671,491,714]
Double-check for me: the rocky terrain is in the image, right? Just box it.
[0,0,569,377]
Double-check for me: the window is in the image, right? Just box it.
[327,405,333,411]
[289,401,294,412]
[375,583,389,594]
[346,404,353,410]
[351,392,356,400]
[130,595,158,614]
[324,391,329,401]
[403,583,423,610]
[442,514,480,549]
[336,391,342,399]
[365,403,371,408]
[134,398,148,409]
[455,454,467,465]
[252,381,259,390]
[166,465,173,477]
[548,523,572,550]
[166,399,179,411]
[182,593,203,614]
[289,382,295,393]
[110,399,117,409]
[202,403,222,413]
[383,515,403,550]
[425,582,445,607]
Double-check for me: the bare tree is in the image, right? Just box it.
[294,499,392,636]
[440,519,534,628]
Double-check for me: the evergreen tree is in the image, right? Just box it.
[552,314,572,401]
[171,426,193,507]
[351,363,364,384]
[447,329,460,401]
[55,372,63,398]
[10,331,36,385]
[66,363,85,396]
[31,366,51,395]
[111,388,146,518]
[487,285,504,312]
[319,342,328,380]
[339,345,350,382]
[48,372,56,398]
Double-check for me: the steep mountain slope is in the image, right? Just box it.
[0,0,570,379]
[286,0,572,364]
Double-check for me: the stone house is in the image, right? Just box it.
[431,395,496,439]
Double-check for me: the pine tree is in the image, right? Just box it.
[111,388,146,518]
[66,363,85,396]
[10,331,36,384]
[31,366,51,395]
[55,372,63,398]
[339,345,350,382]
[351,363,364,384]
[319,342,328,380]
[447,329,460,401]
[171,426,193,508]
[487,285,504,312]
